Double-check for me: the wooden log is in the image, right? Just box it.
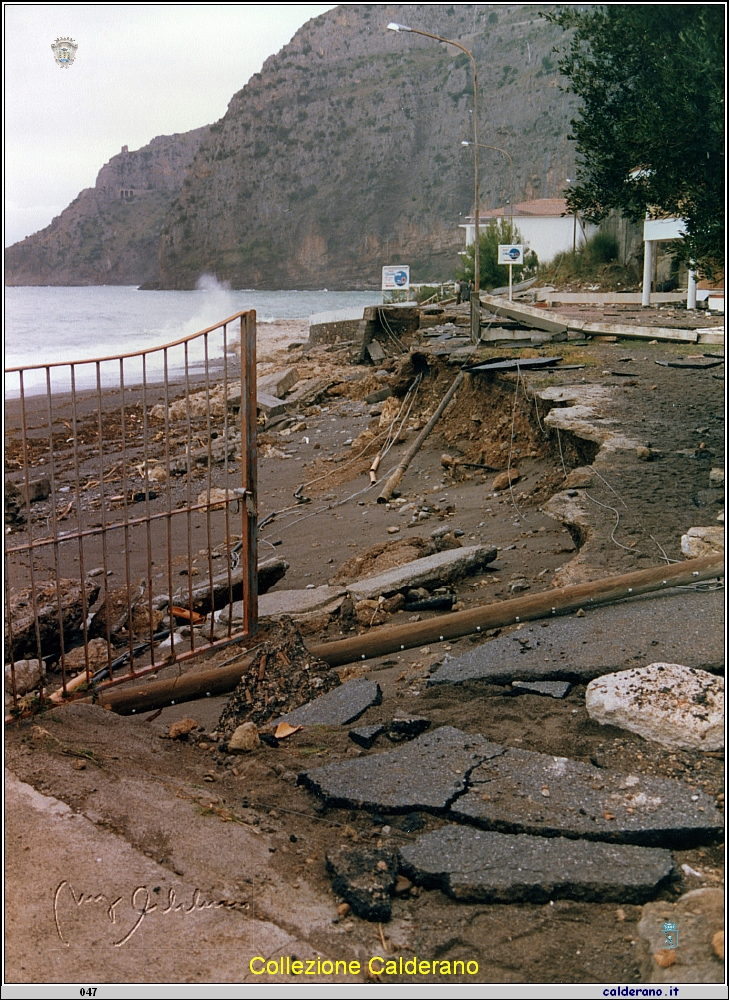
[308,556,724,667]
[93,653,254,715]
[377,371,464,503]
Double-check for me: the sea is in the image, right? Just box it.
[4,285,383,397]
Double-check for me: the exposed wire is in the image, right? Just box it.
[584,491,636,552]
[589,466,676,565]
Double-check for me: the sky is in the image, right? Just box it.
[4,4,338,247]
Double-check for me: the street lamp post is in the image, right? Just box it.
[388,22,481,295]
[462,141,514,233]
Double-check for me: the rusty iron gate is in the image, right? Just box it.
[5,311,258,713]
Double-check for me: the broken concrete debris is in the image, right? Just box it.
[399,825,675,905]
[427,589,725,686]
[301,726,722,848]
[349,724,385,749]
[585,664,724,752]
[325,844,398,921]
[173,556,289,614]
[6,578,100,662]
[299,726,499,812]
[275,677,381,728]
[511,680,572,699]
[347,544,497,602]
[451,743,723,849]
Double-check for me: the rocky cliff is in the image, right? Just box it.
[7,4,579,290]
[5,128,207,286]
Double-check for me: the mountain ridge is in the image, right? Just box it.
[7,4,579,290]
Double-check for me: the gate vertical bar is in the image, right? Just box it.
[240,311,258,637]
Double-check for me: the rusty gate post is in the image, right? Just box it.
[241,311,258,637]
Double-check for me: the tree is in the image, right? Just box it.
[457,219,538,290]
[545,5,724,276]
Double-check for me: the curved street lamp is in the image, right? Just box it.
[388,22,481,294]
[461,141,514,233]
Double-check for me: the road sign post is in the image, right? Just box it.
[498,245,524,301]
[382,265,410,303]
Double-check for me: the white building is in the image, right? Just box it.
[460,198,598,264]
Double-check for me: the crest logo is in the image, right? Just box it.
[51,37,78,68]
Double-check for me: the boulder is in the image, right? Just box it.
[228,722,260,752]
[5,658,44,696]
[680,527,724,558]
[585,664,724,752]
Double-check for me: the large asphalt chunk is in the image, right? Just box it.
[276,677,381,728]
[451,747,723,849]
[298,726,503,812]
[428,590,724,686]
[399,825,676,904]
[325,844,398,921]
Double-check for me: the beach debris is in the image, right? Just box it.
[6,578,100,662]
[585,664,724,751]
[377,371,464,503]
[326,845,398,922]
[709,468,724,486]
[400,825,675,904]
[273,721,301,740]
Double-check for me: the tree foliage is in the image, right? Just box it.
[457,219,538,290]
[545,5,724,275]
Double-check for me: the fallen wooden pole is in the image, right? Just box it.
[90,652,254,716]
[377,370,464,503]
[308,556,724,667]
[80,556,722,716]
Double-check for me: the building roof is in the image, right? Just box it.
[463,198,570,222]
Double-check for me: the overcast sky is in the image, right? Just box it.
[4,4,338,247]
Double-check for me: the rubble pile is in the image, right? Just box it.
[217,616,338,736]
